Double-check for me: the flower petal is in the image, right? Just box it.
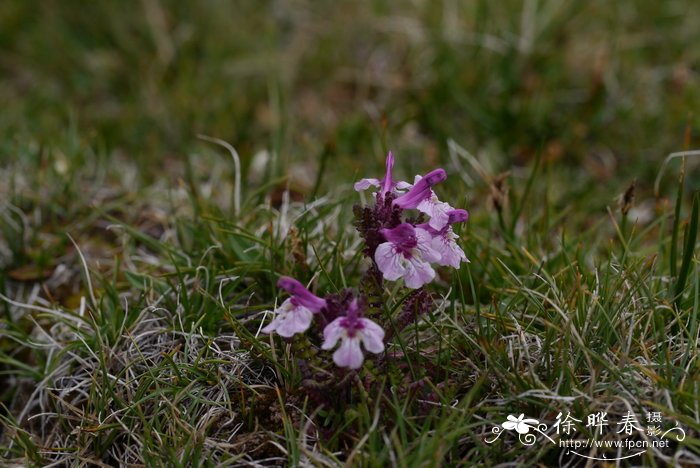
[277,276,326,311]
[261,298,294,334]
[431,230,467,268]
[403,257,435,289]
[321,318,345,350]
[354,178,381,192]
[380,151,395,194]
[333,338,364,369]
[275,305,314,337]
[359,318,385,354]
[261,314,281,334]
[380,222,416,245]
[447,209,469,224]
[415,228,442,263]
[393,169,447,209]
[375,242,406,281]
[415,257,436,285]
[417,195,453,230]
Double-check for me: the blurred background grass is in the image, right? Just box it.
[1,0,698,185]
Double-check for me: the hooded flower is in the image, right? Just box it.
[394,173,454,230]
[262,277,326,338]
[393,168,447,210]
[419,209,469,268]
[322,299,385,369]
[374,223,441,289]
[354,151,411,196]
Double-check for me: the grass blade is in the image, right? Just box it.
[674,191,699,306]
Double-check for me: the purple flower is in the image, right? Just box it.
[394,173,454,230]
[374,223,441,289]
[419,209,469,268]
[262,277,326,338]
[354,151,411,195]
[321,299,385,369]
[393,168,447,210]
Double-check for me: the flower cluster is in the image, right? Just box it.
[262,277,385,369]
[355,152,469,289]
[262,152,468,369]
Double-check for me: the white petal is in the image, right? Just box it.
[402,260,421,289]
[359,319,385,354]
[417,196,453,231]
[261,314,281,334]
[403,257,435,289]
[432,234,466,268]
[333,338,364,369]
[413,257,436,285]
[321,318,345,350]
[375,242,406,281]
[354,178,381,191]
[261,299,294,334]
[275,305,314,337]
[415,228,442,263]
[395,180,413,191]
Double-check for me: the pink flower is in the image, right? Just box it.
[262,277,326,338]
[417,191,454,230]
[393,168,447,210]
[321,299,385,369]
[419,209,469,268]
[374,223,441,289]
[354,151,412,195]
